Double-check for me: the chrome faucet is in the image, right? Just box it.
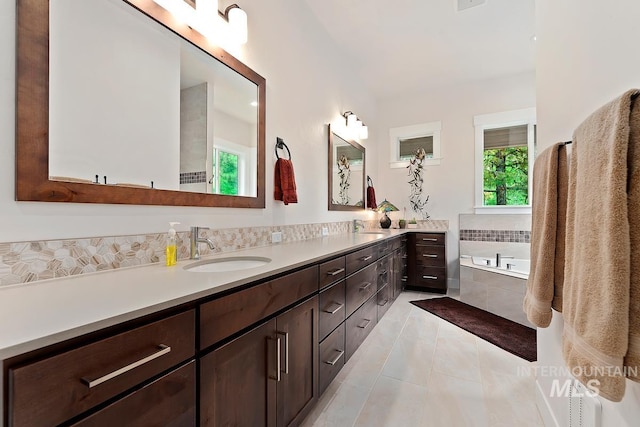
[353,219,365,233]
[190,226,215,260]
[496,253,514,268]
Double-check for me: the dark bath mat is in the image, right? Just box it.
[410,297,537,362]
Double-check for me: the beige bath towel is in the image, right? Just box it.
[563,89,640,402]
[524,143,568,327]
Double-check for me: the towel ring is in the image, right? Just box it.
[275,137,291,160]
[367,175,374,187]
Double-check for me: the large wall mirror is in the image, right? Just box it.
[328,125,365,211]
[16,0,266,208]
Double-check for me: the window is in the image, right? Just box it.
[389,121,441,168]
[473,108,536,212]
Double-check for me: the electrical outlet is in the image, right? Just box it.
[321,227,329,236]
[271,231,282,243]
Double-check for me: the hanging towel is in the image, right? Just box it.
[524,142,568,328]
[366,176,377,209]
[562,89,640,402]
[274,158,298,205]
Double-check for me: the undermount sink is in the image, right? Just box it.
[358,232,387,236]
[184,256,272,273]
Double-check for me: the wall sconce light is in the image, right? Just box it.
[342,111,369,140]
[153,0,248,46]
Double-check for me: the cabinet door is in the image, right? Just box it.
[200,319,277,427]
[276,297,319,427]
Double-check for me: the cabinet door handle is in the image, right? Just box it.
[323,302,344,314]
[422,238,438,241]
[378,299,389,307]
[81,344,171,388]
[379,269,387,275]
[360,255,373,261]
[359,282,372,291]
[276,331,289,374]
[423,275,438,280]
[268,337,281,382]
[327,268,345,276]
[422,254,438,258]
[325,350,345,366]
[357,319,372,329]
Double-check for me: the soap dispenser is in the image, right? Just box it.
[166,222,180,266]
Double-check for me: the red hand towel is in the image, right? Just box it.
[367,185,377,210]
[274,158,298,205]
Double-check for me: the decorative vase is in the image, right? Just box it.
[380,212,392,229]
[398,219,406,229]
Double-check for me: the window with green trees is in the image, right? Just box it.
[483,125,531,205]
[212,149,239,195]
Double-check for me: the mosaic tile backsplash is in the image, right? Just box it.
[0,219,448,287]
[459,229,531,243]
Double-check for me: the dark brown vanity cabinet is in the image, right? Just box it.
[407,232,447,293]
[200,296,318,427]
[7,310,196,427]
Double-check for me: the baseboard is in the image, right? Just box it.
[536,379,560,427]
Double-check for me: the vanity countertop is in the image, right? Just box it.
[0,228,446,360]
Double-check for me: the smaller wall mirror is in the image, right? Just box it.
[328,125,365,211]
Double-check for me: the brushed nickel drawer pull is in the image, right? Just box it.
[379,269,387,275]
[422,254,438,258]
[359,282,372,291]
[327,268,345,276]
[325,350,345,366]
[82,344,171,388]
[357,319,372,329]
[276,331,289,374]
[360,255,373,261]
[423,275,438,280]
[268,337,281,381]
[378,299,389,307]
[422,238,438,241]
[323,302,344,314]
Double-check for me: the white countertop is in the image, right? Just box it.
[0,228,445,360]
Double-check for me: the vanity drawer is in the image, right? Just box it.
[345,245,376,275]
[200,265,318,349]
[9,310,196,427]
[414,266,447,291]
[375,240,392,259]
[377,284,393,321]
[377,255,391,290]
[345,262,377,317]
[415,245,446,267]
[71,361,196,427]
[345,295,377,361]
[319,324,345,395]
[319,256,346,290]
[416,232,445,246]
[319,280,346,341]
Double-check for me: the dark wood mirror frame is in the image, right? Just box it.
[16,0,266,208]
[327,124,366,212]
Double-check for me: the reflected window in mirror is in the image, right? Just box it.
[328,125,365,211]
[389,121,442,168]
[16,0,265,208]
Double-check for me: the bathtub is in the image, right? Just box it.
[459,255,533,328]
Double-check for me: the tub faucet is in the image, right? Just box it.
[496,253,514,268]
[353,219,365,233]
[190,226,215,260]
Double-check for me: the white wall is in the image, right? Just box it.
[0,0,377,243]
[536,1,640,425]
[375,71,536,284]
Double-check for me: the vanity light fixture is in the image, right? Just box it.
[153,0,248,46]
[342,111,369,140]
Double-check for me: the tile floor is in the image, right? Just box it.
[301,290,544,427]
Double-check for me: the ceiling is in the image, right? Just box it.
[301,0,536,100]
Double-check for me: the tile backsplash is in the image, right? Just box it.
[0,219,449,287]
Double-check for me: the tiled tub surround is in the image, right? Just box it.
[0,220,449,287]
[459,262,533,328]
[459,213,531,260]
